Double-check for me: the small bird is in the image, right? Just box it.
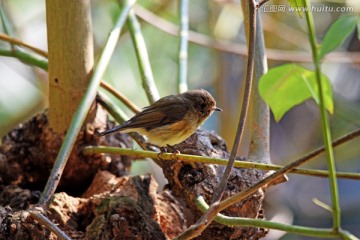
[98,89,222,147]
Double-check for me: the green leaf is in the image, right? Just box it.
[319,15,357,60]
[287,0,305,17]
[259,64,333,122]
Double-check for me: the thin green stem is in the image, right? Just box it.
[82,146,360,180]
[127,9,159,103]
[303,0,341,231]
[0,1,15,47]
[195,196,340,239]
[338,231,359,240]
[177,0,189,93]
[38,0,136,206]
[0,49,48,70]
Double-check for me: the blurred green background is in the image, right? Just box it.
[1,0,360,239]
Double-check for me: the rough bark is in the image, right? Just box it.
[0,171,186,240]
[0,107,132,195]
[0,119,268,239]
[162,129,268,239]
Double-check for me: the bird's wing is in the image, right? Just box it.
[122,96,190,130]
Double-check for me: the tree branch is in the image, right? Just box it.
[0,33,48,57]
[134,4,360,63]
[29,210,71,240]
[211,0,257,204]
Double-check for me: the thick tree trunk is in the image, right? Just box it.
[46,0,94,133]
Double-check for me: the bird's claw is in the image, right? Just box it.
[157,147,180,160]
[170,150,180,160]
[157,147,167,160]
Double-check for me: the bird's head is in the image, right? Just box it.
[183,89,222,120]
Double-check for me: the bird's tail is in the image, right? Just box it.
[97,125,125,137]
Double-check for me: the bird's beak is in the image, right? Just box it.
[213,106,223,112]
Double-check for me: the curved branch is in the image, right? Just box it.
[0,33,48,57]
[135,4,360,63]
